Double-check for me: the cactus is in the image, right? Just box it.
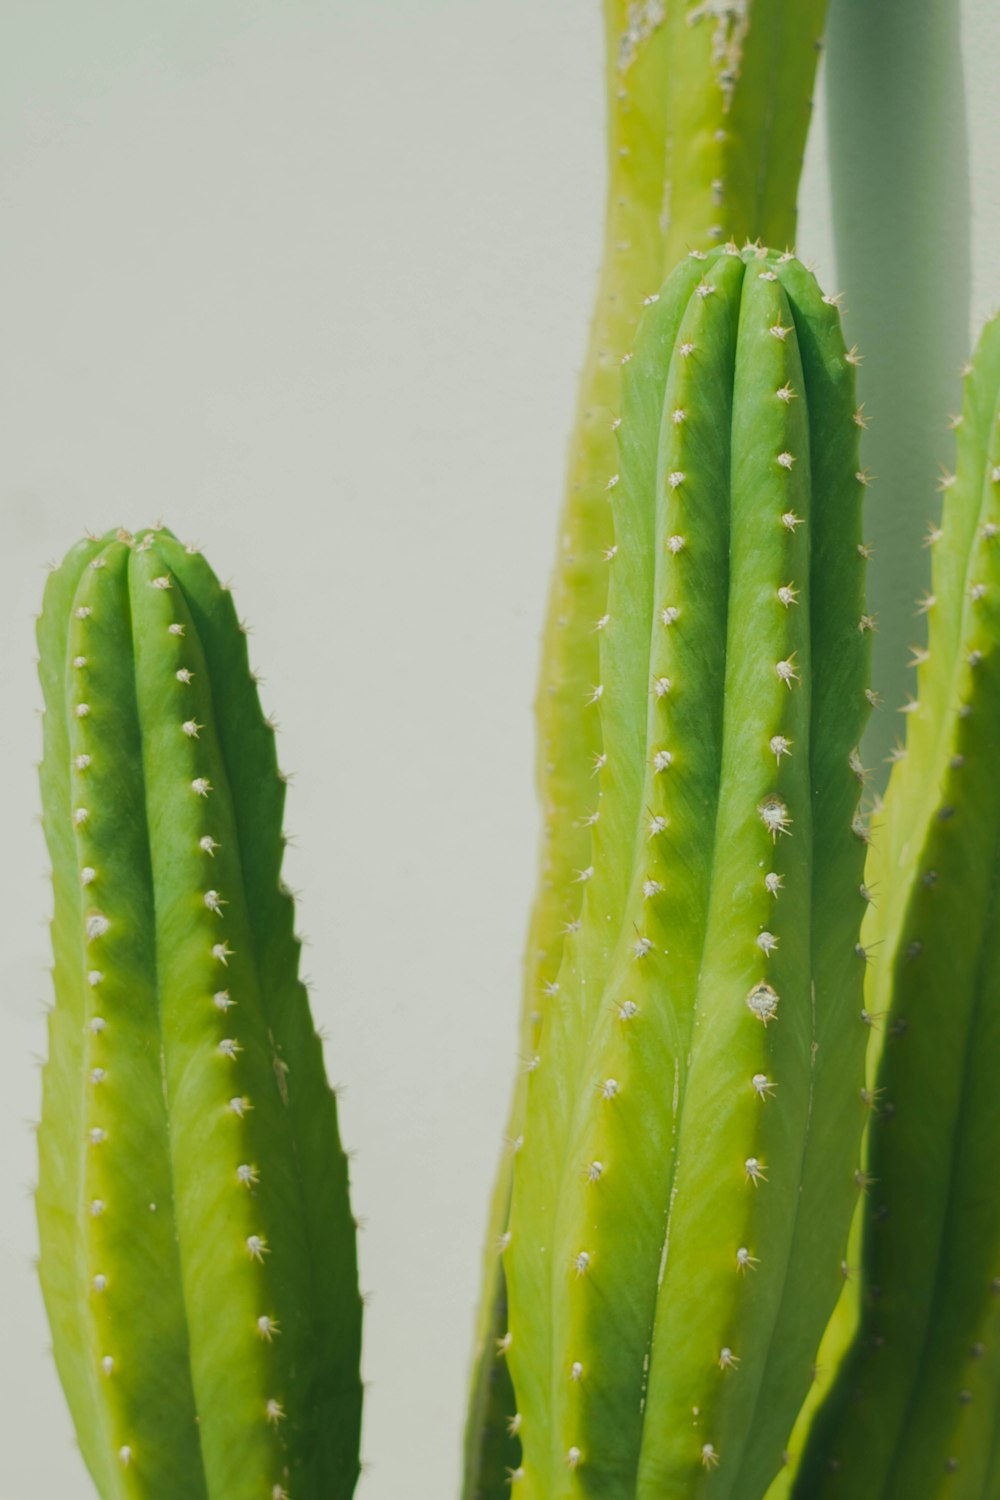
[791,313,1000,1497]
[464,6,830,1492]
[496,242,870,1498]
[35,527,362,1500]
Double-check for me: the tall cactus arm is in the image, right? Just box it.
[35,527,362,1500]
[793,314,1000,1499]
[464,7,834,1492]
[502,245,869,1500]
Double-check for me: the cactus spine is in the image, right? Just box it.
[499,244,870,1498]
[792,313,1000,1497]
[35,528,362,1500]
[465,7,830,1492]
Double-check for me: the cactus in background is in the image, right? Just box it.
[791,314,1000,1497]
[494,243,871,1498]
[35,527,362,1500]
[464,6,830,1492]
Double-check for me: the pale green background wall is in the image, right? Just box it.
[1,2,998,1495]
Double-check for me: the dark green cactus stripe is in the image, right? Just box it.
[465,5,835,1489]
[661,0,828,267]
[503,245,869,1499]
[36,528,362,1500]
[793,313,1000,1500]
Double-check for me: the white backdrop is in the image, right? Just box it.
[2,2,998,1495]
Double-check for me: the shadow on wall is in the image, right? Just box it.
[825,0,971,780]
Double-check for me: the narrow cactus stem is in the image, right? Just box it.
[464,8,833,1492]
[792,314,1000,1498]
[502,245,870,1499]
[35,528,362,1500]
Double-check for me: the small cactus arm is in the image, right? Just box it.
[463,5,830,1493]
[35,528,363,1500]
[791,313,1000,1499]
[500,242,871,1499]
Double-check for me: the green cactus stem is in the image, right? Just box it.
[499,244,870,1499]
[464,7,830,1493]
[35,527,362,1500]
[792,314,1000,1498]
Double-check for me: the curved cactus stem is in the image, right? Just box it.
[792,314,1000,1498]
[35,527,362,1500]
[464,7,833,1494]
[501,245,869,1499]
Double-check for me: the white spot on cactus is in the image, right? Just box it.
[756,931,779,955]
[90,557,106,570]
[634,937,654,959]
[668,471,685,489]
[696,281,715,299]
[764,872,783,896]
[213,989,234,1011]
[752,1073,776,1099]
[92,1274,108,1293]
[643,294,660,306]
[574,866,594,883]
[592,751,607,775]
[702,1443,720,1468]
[667,534,686,554]
[150,576,172,590]
[237,1163,259,1187]
[90,1199,105,1216]
[204,889,226,914]
[89,1017,106,1034]
[75,754,91,771]
[607,474,620,491]
[776,655,799,687]
[769,735,792,763]
[653,676,671,698]
[218,1038,242,1059]
[846,345,862,365]
[574,1251,590,1276]
[587,685,604,704]
[213,942,234,964]
[672,407,686,424]
[983,523,999,541]
[73,656,87,669]
[777,451,796,470]
[594,614,610,631]
[101,1356,114,1376]
[508,1469,525,1485]
[182,720,201,738]
[587,1161,604,1183]
[266,1399,286,1425]
[75,606,91,620]
[603,545,618,561]
[759,797,792,839]
[90,1068,106,1085]
[200,835,219,855]
[87,970,104,987]
[745,1157,767,1184]
[191,777,212,796]
[619,1001,638,1021]
[776,384,796,403]
[679,341,695,357]
[769,322,790,341]
[73,807,90,826]
[256,1315,280,1341]
[86,914,110,941]
[570,1361,583,1381]
[272,1485,290,1500]
[777,584,799,607]
[971,583,988,601]
[746,983,780,1024]
[736,1247,759,1273]
[599,1079,619,1100]
[168,623,185,636]
[176,668,194,683]
[653,749,673,772]
[782,512,803,532]
[661,606,680,626]
[228,1097,252,1117]
[246,1235,269,1262]
[859,615,877,633]
[719,1347,739,1370]
[498,1231,512,1251]
[567,1446,582,1470]
[118,1447,132,1467]
[89,1128,106,1145]
[643,878,664,898]
[496,1331,513,1355]
[648,815,668,837]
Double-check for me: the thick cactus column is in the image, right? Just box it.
[792,315,1000,1498]
[464,7,831,1493]
[501,245,870,1499]
[35,527,362,1500]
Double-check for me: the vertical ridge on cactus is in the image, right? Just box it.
[791,312,1000,1498]
[464,8,833,1493]
[35,528,362,1500]
[501,245,870,1499]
